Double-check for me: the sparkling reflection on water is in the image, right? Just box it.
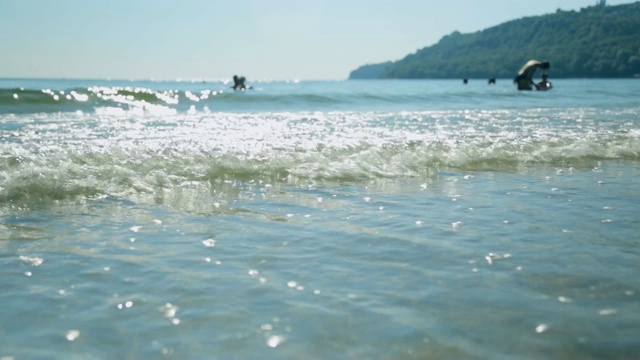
[2,162,639,359]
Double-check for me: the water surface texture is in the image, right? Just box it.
[1,78,639,359]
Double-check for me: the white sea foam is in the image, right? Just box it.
[1,79,639,360]
[0,104,638,211]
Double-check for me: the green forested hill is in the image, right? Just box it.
[349,2,640,79]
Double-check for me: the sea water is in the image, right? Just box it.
[0,78,639,359]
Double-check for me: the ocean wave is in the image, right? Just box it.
[0,123,637,208]
[1,79,639,208]
[0,85,366,115]
[0,87,191,114]
[0,81,589,115]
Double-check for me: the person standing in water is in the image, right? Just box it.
[513,60,550,90]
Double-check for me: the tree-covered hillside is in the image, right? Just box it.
[349,2,640,79]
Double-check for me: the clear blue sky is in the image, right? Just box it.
[0,0,633,80]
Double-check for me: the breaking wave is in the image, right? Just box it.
[0,106,638,208]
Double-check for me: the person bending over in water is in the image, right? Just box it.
[513,60,550,90]
[536,73,552,90]
[232,75,246,90]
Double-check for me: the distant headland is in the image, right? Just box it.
[349,1,640,79]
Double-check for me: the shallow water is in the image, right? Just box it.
[1,78,639,359]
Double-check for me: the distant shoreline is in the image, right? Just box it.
[1,76,639,84]
[349,2,640,80]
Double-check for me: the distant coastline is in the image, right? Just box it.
[349,1,640,80]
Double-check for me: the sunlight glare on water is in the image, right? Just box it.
[0,79,639,359]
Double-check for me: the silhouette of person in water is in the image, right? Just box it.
[513,60,550,90]
[488,77,496,85]
[536,73,552,90]
[232,75,246,90]
[463,78,468,84]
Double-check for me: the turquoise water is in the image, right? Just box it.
[1,78,639,359]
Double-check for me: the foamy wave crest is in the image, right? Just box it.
[0,108,638,208]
